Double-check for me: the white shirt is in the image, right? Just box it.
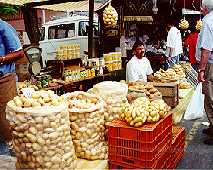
[166,26,183,57]
[126,56,153,82]
[197,11,213,63]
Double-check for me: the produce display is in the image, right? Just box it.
[104,52,122,72]
[104,96,128,123]
[6,91,76,170]
[179,18,189,30]
[67,91,107,160]
[103,4,118,28]
[92,81,129,123]
[11,90,63,108]
[128,82,162,101]
[120,97,171,127]
[64,68,96,83]
[179,81,191,89]
[56,44,80,60]
[154,64,185,83]
[195,19,202,31]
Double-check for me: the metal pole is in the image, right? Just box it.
[88,0,94,58]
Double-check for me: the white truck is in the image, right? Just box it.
[39,15,99,66]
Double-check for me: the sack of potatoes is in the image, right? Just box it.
[66,91,108,160]
[6,90,77,170]
[120,97,171,127]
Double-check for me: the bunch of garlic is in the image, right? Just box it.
[103,4,118,28]
[195,19,202,30]
[179,18,189,30]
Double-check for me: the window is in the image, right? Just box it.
[48,23,75,39]
[79,21,99,36]
[40,27,45,41]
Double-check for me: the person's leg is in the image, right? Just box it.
[202,64,213,144]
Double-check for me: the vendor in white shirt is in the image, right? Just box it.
[165,20,183,69]
[126,41,155,82]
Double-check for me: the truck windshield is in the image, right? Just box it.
[79,21,99,36]
[48,23,75,39]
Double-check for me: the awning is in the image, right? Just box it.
[0,0,48,6]
[35,0,111,12]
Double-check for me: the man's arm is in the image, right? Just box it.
[147,74,156,82]
[0,50,24,64]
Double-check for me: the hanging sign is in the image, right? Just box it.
[124,16,153,23]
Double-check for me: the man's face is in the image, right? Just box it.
[135,45,145,59]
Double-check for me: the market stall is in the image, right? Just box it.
[3,61,197,169]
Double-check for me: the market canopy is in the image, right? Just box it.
[34,1,110,12]
[0,0,87,6]
[0,0,48,6]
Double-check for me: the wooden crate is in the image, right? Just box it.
[153,82,179,108]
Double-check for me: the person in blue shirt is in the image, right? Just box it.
[197,0,213,145]
[0,19,24,141]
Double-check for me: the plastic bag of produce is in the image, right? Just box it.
[6,91,77,170]
[184,83,205,120]
[66,91,107,160]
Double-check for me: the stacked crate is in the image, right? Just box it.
[167,126,185,169]
[108,113,173,169]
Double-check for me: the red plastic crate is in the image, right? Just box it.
[108,113,173,168]
[108,113,172,142]
[172,126,185,148]
[166,126,185,169]
[109,140,171,169]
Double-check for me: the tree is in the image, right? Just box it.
[0,4,19,15]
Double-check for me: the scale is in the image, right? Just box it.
[24,46,42,75]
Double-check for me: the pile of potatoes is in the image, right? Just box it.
[120,97,171,127]
[11,90,64,108]
[67,92,107,160]
[103,4,118,28]
[6,91,76,170]
[173,64,186,79]
[154,65,185,83]
[128,82,162,101]
[104,95,128,123]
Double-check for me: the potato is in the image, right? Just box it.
[26,134,36,143]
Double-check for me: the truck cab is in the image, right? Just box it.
[39,15,99,66]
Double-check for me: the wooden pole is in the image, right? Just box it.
[88,0,94,58]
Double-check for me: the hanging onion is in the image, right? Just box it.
[179,18,189,30]
[103,4,118,28]
[195,19,202,30]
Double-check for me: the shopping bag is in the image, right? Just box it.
[184,83,205,120]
